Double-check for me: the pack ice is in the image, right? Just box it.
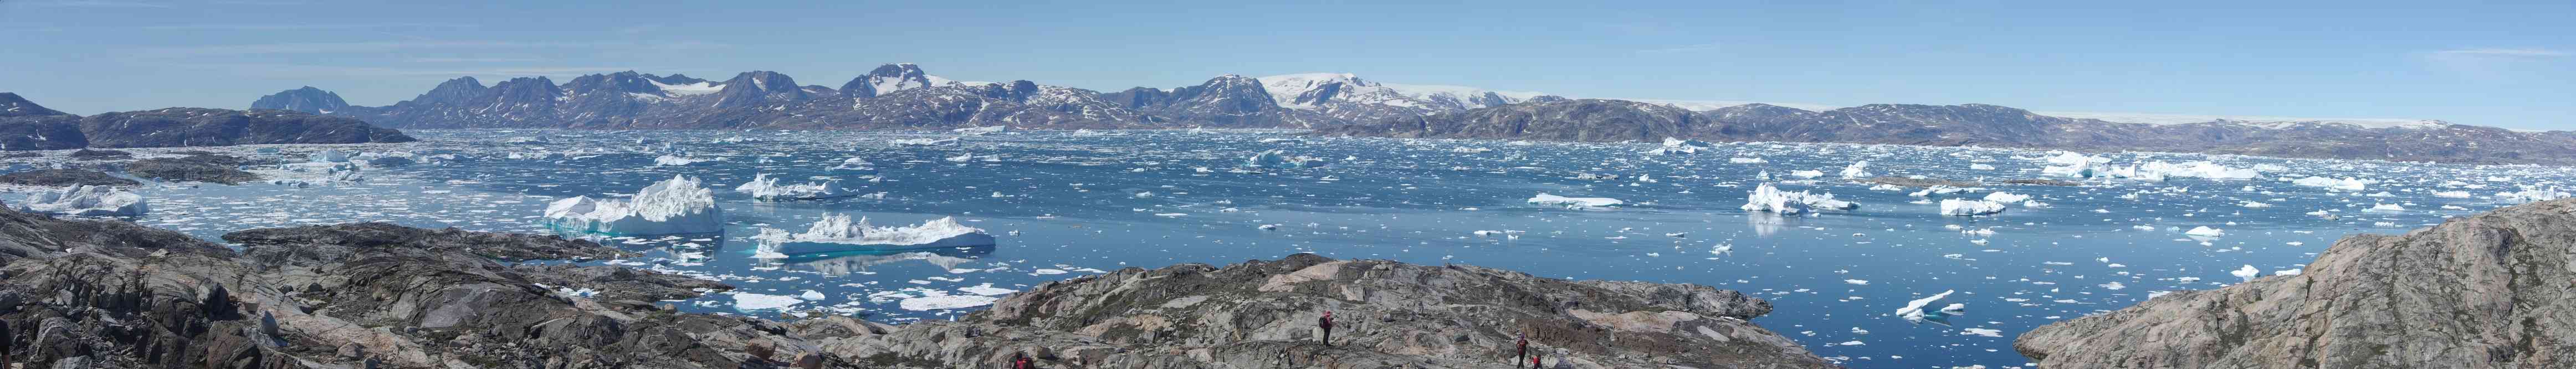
[17,184,148,216]
[1939,199,2006,216]
[752,213,997,257]
[544,175,724,235]
[736,173,854,200]
[1245,149,1328,168]
[1740,183,1857,215]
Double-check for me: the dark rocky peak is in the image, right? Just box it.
[485,77,563,103]
[711,70,811,108]
[411,76,490,106]
[249,86,352,114]
[0,92,70,117]
[1103,86,1172,108]
[563,71,662,95]
[1172,74,1276,108]
[839,63,935,99]
[643,73,709,86]
[1288,80,1346,106]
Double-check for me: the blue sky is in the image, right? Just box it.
[3,1,2569,129]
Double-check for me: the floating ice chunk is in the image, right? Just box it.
[1969,163,1996,170]
[899,294,999,311]
[1938,199,2006,216]
[732,293,803,311]
[951,125,1008,135]
[2184,226,2225,237]
[735,173,854,200]
[752,213,997,255]
[1909,186,1983,197]
[1960,328,2003,337]
[17,185,148,216]
[1741,183,1856,215]
[2275,269,2302,276]
[2232,264,2261,281]
[2500,188,2569,204]
[1788,170,1825,178]
[891,137,960,146]
[829,157,879,173]
[798,290,827,301]
[543,175,723,236]
[2241,201,2272,208]
[1729,157,1768,164]
[958,283,1016,296]
[1845,279,1870,285]
[1980,192,2030,203]
[1245,149,1328,168]
[1838,161,1871,178]
[652,155,706,166]
[1894,290,1956,322]
[2432,191,2473,198]
[1528,193,1623,208]
[2368,203,2405,212]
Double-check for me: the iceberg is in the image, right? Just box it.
[1729,157,1768,163]
[1838,161,1871,178]
[1245,149,1328,168]
[652,155,706,166]
[752,213,997,256]
[1527,193,1623,208]
[309,149,351,163]
[891,137,960,146]
[735,173,854,200]
[1740,183,1857,215]
[2231,264,2260,281]
[1981,192,2030,203]
[2184,226,2226,237]
[829,157,879,173]
[17,185,148,216]
[543,175,724,236]
[1894,290,1956,322]
[1938,199,2006,216]
[951,126,1008,135]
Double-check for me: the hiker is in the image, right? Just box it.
[1529,352,1543,368]
[1514,332,1529,365]
[1010,352,1033,369]
[2,319,12,365]
[1318,311,1336,345]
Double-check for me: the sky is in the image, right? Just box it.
[2,1,2570,129]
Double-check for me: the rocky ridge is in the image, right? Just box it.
[0,209,1829,368]
[2015,198,2576,368]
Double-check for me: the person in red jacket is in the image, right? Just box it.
[1009,352,1032,369]
[1529,352,1543,368]
[1318,311,1336,346]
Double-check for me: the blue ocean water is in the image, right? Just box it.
[40,129,2576,368]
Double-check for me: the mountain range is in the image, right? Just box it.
[1,93,413,151]
[240,63,2571,164]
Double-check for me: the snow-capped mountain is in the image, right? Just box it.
[1254,73,1540,123]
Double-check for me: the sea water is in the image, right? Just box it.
[17,129,2570,368]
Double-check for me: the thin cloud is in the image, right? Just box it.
[137,23,480,31]
[2423,47,2569,80]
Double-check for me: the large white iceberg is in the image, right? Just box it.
[735,173,854,200]
[1245,149,1328,168]
[753,213,996,256]
[543,175,724,235]
[1528,193,1623,208]
[17,185,148,216]
[1838,161,1871,178]
[1938,199,2006,216]
[1740,183,1857,215]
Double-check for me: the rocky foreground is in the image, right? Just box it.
[2016,198,2576,368]
[0,207,1831,368]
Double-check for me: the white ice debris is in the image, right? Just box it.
[1789,170,1825,178]
[17,185,148,216]
[2109,161,2263,181]
[2368,203,2405,212]
[308,149,351,163]
[652,155,706,166]
[890,137,960,146]
[752,213,996,256]
[1980,192,2030,203]
[2291,176,2369,191]
[829,157,879,172]
[1729,157,1768,163]
[1838,161,1871,178]
[1245,149,1328,168]
[2501,188,2570,203]
[735,173,854,200]
[1938,199,2006,216]
[1527,193,1624,208]
[1740,183,1857,215]
[899,294,1000,311]
[543,175,724,235]
[731,293,803,311]
[2432,190,2473,198]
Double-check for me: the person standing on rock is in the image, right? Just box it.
[1514,332,1529,365]
[1318,311,1336,346]
[1010,352,1034,369]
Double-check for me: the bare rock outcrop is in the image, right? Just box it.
[2015,198,2576,368]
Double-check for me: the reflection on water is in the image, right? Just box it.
[1746,212,1786,237]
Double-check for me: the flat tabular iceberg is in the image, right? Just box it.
[1938,199,2006,216]
[544,175,724,236]
[17,185,148,216]
[735,173,854,200]
[1245,149,1328,168]
[754,213,997,257]
[1528,193,1623,208]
